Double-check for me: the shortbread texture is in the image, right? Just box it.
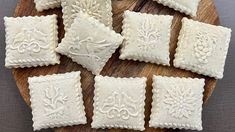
[174,18,232,79]
[56,13,123,75]
[28,72,86,131]
[153,0,201,17]
[4,15,60,68]
[149,76,205,131]
[120,11,173,66]
[61,0,112,31]
[34,0,61,12]
[92,76,147,131]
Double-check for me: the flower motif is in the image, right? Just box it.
[193,32,217,64]
[137,17,160,51]
[43,86,68,119]
[164,84,197,119]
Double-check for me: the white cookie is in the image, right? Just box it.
[92,76,147,131]
[34,0,61,12]
[120,11,173,66]
[4,15,60,68]
[149,75,205,131]
[28,71,86,131]
[61,0,112,31]
[153,0,201,17]
[56,13,123,75]
[174,18,232,79]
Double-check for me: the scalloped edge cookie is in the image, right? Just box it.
[4,15,60,68]
[149,75,205,131]
[92,75,147,131]
[174,18,232,79]
[34,0,61,12]
[153,0,201,17]
[28,71,87,131]
[120,11,173,66]
[56,12,123,75]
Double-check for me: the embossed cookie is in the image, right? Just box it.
[4,15,60,68]
[149,75,205,131]
[28,71,86,131]
[61,0,112,31]
[34,0,61,12]
[174,18,232,79]
[92,76,147,131]
[153,0,201,17]
[120,11,173,66]
[56,13,123,75]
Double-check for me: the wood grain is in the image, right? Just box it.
[12,0,219,131]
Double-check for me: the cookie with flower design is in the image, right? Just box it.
[120,11,173,66]
[153,0,201,17]
[4,15,60,68]
[149,75,205,131]
[28,71,86,131]
[92,76,147,131]
[34,0,61,12]
[56,13,123,75]
[174,18,232,79]
[61,0,112,31]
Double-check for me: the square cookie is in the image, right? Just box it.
[34,0,61,12]
[56,13,123,75]
[153,0,201,17]
[4,15,60,68]
[61,0,112,31]
[92,76,147,131]
[174,18,232,79]
[120,11,173,66]
[149,75,205,131]
[28,71,86,131]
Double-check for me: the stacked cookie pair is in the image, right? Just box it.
[28,72,204,131]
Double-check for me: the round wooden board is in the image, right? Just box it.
[12,0,219,131]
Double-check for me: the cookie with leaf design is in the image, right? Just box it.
[174,18,232,79]
[56,12,123,75]
[61,0,112,31]
[28,71,86,131]
[34,0,61,12]
[153,0,201,17]
[92,76,147,131]
[4,15,60,68]
[120,11,173,66]
[149,75,205,131]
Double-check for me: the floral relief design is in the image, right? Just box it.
[99,88,139,120]
[68,36,112,66]
[43,85,68,119]
[164,83,197,119]
[10,25,49,53]
[137,17,160,52]
[193,31,217,64]
[72,0,102,20]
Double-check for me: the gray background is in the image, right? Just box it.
[0,0,234,132]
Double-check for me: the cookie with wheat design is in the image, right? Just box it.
[92,75,147,131]
[174,18,232,79]
[120,11,173,66]
[61,0,112,31]
[4,15,60,68]
[28,71,86,131]
[56,12,123,75]
[149,75,205,131]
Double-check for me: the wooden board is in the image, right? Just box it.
[12,0,219,131]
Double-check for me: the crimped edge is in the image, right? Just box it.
[173,17,232,79]
[4,15,60,69]
[91,75,147,131]
[120,10,173,66]
[34,0,61,12]
[28,71,87,131]
[149,75,205,131]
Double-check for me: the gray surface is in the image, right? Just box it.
[0,0,234,132]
